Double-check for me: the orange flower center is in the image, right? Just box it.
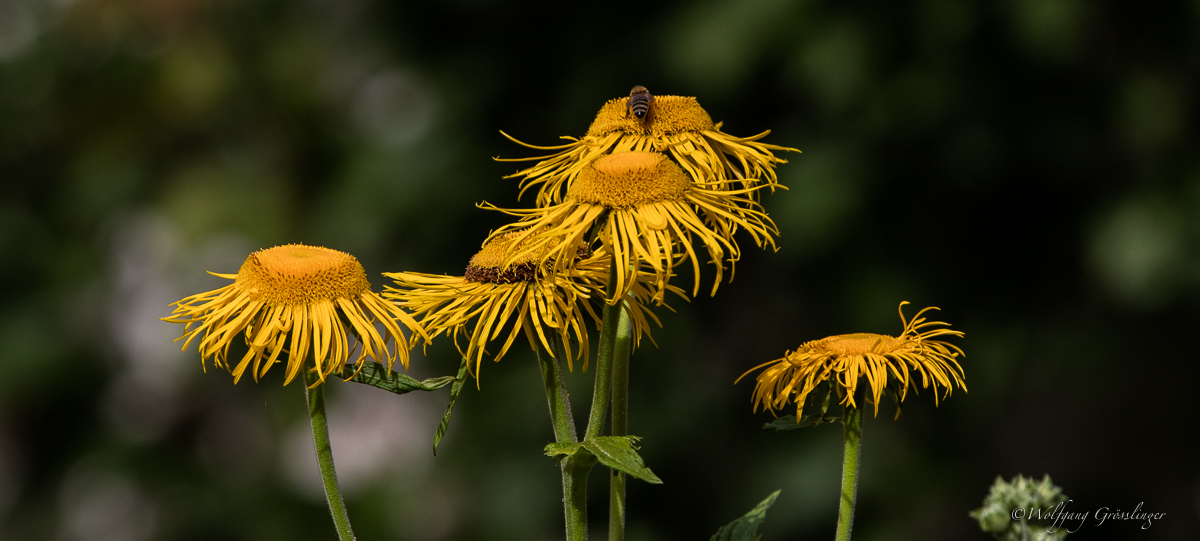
[810,333,903,356]
[568,151,690,208]
[235,244,369,304]
[585,95,715,137]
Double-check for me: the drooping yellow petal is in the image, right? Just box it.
[383,233,680,384]
[739,304,966,420]
[163,244,425,387]
[500,93,797,207]
[486,151,777,305]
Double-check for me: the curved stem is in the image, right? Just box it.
[304,370,356,541]
[608,306,632,541]
[835,404,864,541]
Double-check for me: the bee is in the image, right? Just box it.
[627,85,653,120]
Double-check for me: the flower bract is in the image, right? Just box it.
[163,244,426,386]
[739,302,966,419]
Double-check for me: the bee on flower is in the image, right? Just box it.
[499,87,798,207]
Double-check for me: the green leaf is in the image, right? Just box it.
[544,436,662,484]
[341,361,455,394]
[763,414,842,432]
[586,436,662,484]
[710,490,781,541]
[432,357,469,456]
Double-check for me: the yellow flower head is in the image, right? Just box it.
[499,88,798,207]
[384,231,676,382]
[483,150,777,304]
[163,244,426,386]
[738,303,966,420]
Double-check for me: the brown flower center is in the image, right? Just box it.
[465,231,590,284]
[235,244,369,305]
[585,95,715,137]
[568,151,691,208]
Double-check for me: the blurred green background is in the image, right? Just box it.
[2,0,1199,539]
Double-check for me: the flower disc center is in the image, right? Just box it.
[235,244,369,304]
[465,231,588,284]
[568,151,690,208]
[585,95,715,137]
[817,333,902,355]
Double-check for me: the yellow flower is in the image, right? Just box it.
[384,230,676,381]
[738,303,966,419]
[163,244,426,386]
[499,90,798,207]
[483,151,777,303]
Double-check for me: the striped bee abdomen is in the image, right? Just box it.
[627,85,653,119]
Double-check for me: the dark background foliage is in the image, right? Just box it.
[2,0,1198,539]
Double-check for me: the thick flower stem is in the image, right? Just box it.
[835,405,864,541]
[584,287,621,441]
[584,259,634,540]
[536,339,589,541]
[607,305,632,541]
[562,455,594,541]
[555,291,623,541]
[303,370,356,541]
[542,259,630,541]
[536,338,578,445]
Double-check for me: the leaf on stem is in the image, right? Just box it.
[341,361,456,394]
[433,357,470,456]
[709,490,781,541]
[763,414,842,432]
[544,435,662,484]
[544,442,585,458]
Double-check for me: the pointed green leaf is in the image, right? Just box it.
[584,436,662,484]
[544,437,661,484]
[432,357,470,456]
[763,414,842,432]
[710,490,781,541]
[341,361,456,394]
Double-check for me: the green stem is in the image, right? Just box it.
[560,258,626,541]
[562,455,594,541]
[608,306,632,541]
[835,404,864,541]
[541,259,629,541]
[536,338,589,541]
[584,290,621,440]
[536,338,578,445]
[304,369,356,541]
